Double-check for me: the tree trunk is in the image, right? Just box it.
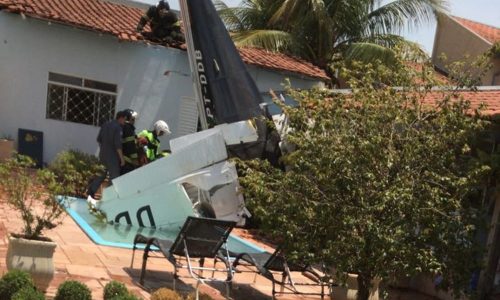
[357,273,372,300]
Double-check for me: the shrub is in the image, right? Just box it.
[0,269,36,299]
[104,280,129,300]
[48,149,104,197]
[110,293,141,300]
[150,288,182,300]
[54,280,92,300]
[0,156,66,240]
[11,286,45,300]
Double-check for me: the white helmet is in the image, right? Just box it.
[153,120,171,136]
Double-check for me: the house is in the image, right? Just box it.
[432,14,500,86]
[0,0,329,164]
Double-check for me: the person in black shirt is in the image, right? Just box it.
[87,111,126,200]
[136,1,185,44]
[97,111,126,179]
[121,109,139,175]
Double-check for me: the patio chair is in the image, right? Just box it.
[131,216,236,298]
[230,247,334,299]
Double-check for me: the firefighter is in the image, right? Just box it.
[136,0,185,44]
[121,109,139,175]
[138,120,171,163]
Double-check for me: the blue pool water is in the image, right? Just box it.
[61,197,265,254]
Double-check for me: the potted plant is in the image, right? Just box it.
[0,155,67,292]
[0,134,14,161]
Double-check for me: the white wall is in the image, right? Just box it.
[432,15,498,86]
[0,12,194,162]
[0,12,324,163]
[248,64,325,92]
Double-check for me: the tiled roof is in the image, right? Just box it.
[0,0,329,80]
[452,16,500,44]
[332,88,500,117]
[422,88,500,116]
[406,62,451,85]
[238,47,329,80]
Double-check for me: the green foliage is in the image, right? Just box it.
[109,294,141,300]
[48,149,104,198]
[239,61,495,299]
[103,280,129,300]
[11,286,45,300]
[0,269,36,300]
[54,280,92,300]
[216,0,446,70]
[150,288,182,300]
[0,155,67,240]
[443,53,493,89]
[488,42,500,59]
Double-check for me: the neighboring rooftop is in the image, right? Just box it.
[239,47,329,81]
[0,0,329,80]
[452,16,500,44]
[332,86,500,117]
[423,87,500,117]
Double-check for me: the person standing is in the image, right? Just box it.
[121,109,139,175]
[87,111,127,200]
[138,120,171,163]
[97,111,126,180]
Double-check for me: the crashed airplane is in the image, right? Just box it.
[92,0,277,229]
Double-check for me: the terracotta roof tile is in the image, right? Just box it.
[406,62,451,85]
[0,0,329,80]
[238,47,329,80]
[453,16,500,44]
[422,89,500,116]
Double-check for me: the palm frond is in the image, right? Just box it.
[270,0,327,27]
[215,0,246,31]
[356,34,409,49]
[231,30,293,52]
[344,42,398,66]
[367,0,448,35]
[391,38,429,62]
[342,35,429,63]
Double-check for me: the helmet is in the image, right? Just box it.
[158,0,169,10]
[123,109,138,122]
[153,120,171,136]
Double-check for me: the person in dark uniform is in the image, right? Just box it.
[121,109,139,175]
[87,111,126,200]
[136,0,185,44]
[97,111,126,180]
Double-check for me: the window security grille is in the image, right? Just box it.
[46,72,117,126]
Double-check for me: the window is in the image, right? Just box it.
[46,72,117,126]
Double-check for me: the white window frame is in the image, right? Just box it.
[46,72,118,127]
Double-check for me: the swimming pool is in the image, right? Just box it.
[61,197,265,254]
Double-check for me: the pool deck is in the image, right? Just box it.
[0,201,319,300]
[0,201,442,300]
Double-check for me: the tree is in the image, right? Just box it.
[238,60,493,299]
[216,0,447,71]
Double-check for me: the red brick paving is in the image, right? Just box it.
[0,197,463,299]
